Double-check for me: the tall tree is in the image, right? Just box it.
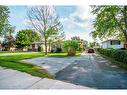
[0,6,10,37]
[16,29,40,49]
[2,25,15,51]
[91,6,127,47]
[27,6,62,55]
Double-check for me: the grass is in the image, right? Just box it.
[0,51,81,78]
[0,51,13,54]
[0,52,54,78]
[47,52,81,57]
[97,52,127,70]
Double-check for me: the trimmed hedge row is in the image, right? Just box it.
[97,48,127,64]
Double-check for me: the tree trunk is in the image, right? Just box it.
[48,42,51,52]
[122,6,127,48]
[44,38,48,55]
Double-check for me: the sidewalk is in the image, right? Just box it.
[0,67,88,89]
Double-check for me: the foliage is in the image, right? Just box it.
[2,35,15,51]
[38,45,43,52]
[2,24,15,51]
[71,36,88,51]
[83,40,88,48]
[47,52,81,57]
[63,40,78,56]
[16,29,40,49]
[0,6,10,36]
[89,42,100,48]
[97,48,127,64]
[55,47,62,53]
[91,6,127,43]
[0,53,53,78]
[48,31,65,52]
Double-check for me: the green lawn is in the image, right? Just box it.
[48,52,81,57]
[0,51,13,54]
[0,52,54,78]
[0,52,81,78]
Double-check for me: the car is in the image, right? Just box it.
[87,48,95,53]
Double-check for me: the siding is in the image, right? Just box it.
[102,40,124,49]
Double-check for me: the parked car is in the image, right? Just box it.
[87,48,95,53]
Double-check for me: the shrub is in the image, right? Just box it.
[38,45,43,52]
[51,49,54,53]
[63,40,78,56]
[97,48,127,63]
[55,47,62,53]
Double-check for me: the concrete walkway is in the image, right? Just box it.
[0,67,88,89]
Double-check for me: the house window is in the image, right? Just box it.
[110,40,121,45]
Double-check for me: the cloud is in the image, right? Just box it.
[60,6,95,42]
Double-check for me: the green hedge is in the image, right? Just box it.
[97,48,127,64]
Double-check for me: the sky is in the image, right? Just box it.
[8,6,95,42]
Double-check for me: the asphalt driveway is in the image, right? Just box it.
[55,53,127,89]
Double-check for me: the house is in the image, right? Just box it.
[29,42,57,52]
[29,42,44,51]
[101,39,124,49]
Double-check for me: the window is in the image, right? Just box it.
[110,40,121,45]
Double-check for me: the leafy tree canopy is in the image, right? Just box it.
[91,6,127,43]
[0,6,10,36]
[16,29,40,48]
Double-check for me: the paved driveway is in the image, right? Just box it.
[55,53,127,89]
[22,56,83,75]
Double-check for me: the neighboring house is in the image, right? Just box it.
[102,39,124,49]
[29,42,54,52]
[29,42,44,51]
[30,41,62,52]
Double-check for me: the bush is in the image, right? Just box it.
[63,40,78,56]
[97,48,127,63]
[38,45,43,52]
[51,49,54,53]
[55,47,62,53]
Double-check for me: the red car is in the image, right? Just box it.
[87,48,95,53]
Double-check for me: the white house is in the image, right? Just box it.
[101,39,124,49]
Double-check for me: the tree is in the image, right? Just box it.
[2,35,15,51]
[83,40,88,48]
[71,36,88,51]
[16,29,40,49]
[0,6,10,37]
[63,40,78,56]
[2,24,15,51]
[89,42,100,48]
[91,6,127,48]
[27,6,62,55]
